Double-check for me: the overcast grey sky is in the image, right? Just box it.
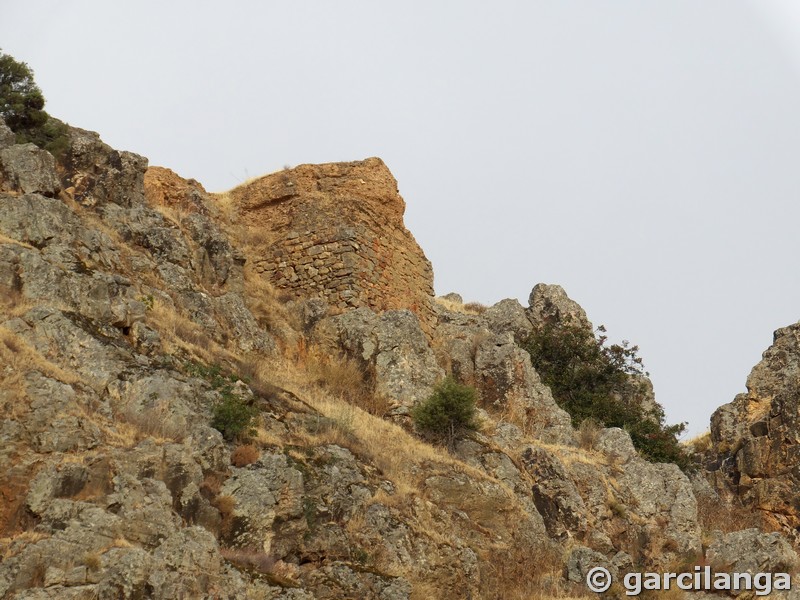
[3,1,799,436]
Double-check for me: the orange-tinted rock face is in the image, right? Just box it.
[230,158,435,333]
[144,166,210,215]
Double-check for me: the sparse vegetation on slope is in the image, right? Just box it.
[523,322,691,469]
[185,361,258,441]
[411,377,479,445]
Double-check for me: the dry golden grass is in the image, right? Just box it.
[241,267,296,342]
[200,472,225,499]
[115,406,187,444]
[263,356,525,514]
[434,296,486,316]
[0,325,80,389]
[215,494,237,539]
[491,390,541,437]
[478,542,582,600]
[304,349,391,417]
[684,430,712,453]
[219,547,276,574]
[0,288,37,320]
[0,233,34,249]
[577,418,603,451]
[210,191,238,226]
[695,493,767,536]
[147,299,232,365]
[145,197,187,229]
[83,551,101,571]
[96,420,140,449]
[252,424,287,449]
[0,531,50,561]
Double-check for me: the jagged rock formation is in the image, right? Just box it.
[1,115,798,599]
[229,159,436,335]
[706,322,800,541]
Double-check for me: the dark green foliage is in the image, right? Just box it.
[212,396,258,442]
[16,116,69,159]
[523,323,690,470]
[412,377,479,444]
[0,51,69,158]
[185,361,257,441]
[0,52,45,131]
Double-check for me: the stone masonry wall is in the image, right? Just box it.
[230,158,436,333]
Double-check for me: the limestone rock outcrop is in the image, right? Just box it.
[707,322,800,540]
[312,307,444,410]
[528,282,593,331]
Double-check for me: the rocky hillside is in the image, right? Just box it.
[0,118,798,599]
[703,322,800,544]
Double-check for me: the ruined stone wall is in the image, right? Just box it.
[230,158,436,333]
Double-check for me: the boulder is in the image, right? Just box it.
[527,283,592,331]
[0,143,60,196]
[474,332,574,445]
[565,545,616,584]
[219,451,305,554]
[313,307,443,409]
[0,119,15,148]
[64,126,148,207]
[707,529,798,577]
[148,528,223,598]
[521,445,589,539]
[482,298,534,343]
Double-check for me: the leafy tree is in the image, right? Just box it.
[523,322,690,470]
[412,377,479,446]
[0,50,68,157]
[0,52,47,132]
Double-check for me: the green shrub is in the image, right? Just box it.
[0,51,69,158]
[212,395,257,442]
[185,360,257,441]
[412,377,479,444]
[523,322,690,470]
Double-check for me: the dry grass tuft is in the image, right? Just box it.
[304,349,391,417]
[434,296,488,316]
[684,430,712,454]
[0,531,50,561]
[231,444,260,467]
[0,326,80,389]
[220,547,276,574]
[577,419,603,451]
[478,542,580,600]
[463,301,488,314]
[200,472,226,499]
[695,493,767,535]
[215,494,237,539]
[0,233,35,249]
[241,266,296,341]
[148,300,215,356]
[83,551,102,571]
[115,406,187,443]
[263,356,509,504]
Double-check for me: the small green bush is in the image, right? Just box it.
[212,395,257,442]
[185,360,257,442]
[412,377,479,444]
